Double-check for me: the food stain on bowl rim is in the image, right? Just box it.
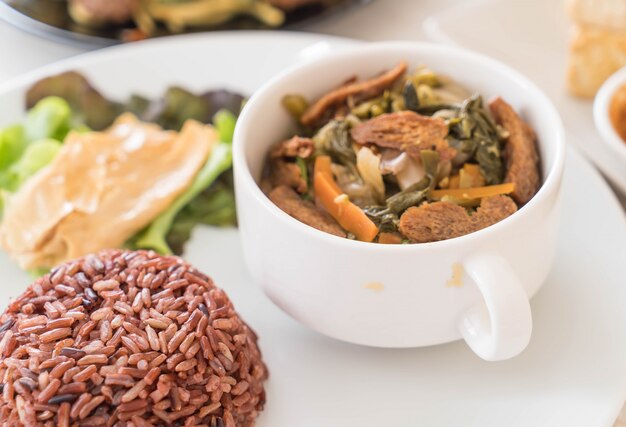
[446,262,464,287]
[363,281,385,292]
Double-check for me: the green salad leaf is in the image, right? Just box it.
[130,109,237,255]
[26,72,122,131]
[213,109,236,143]
[0,125,26,189]
[12,71,244,260]
[25,96,72,142]
[132,142,233,254]
[7,139,62,191]
[165,171,236,255]
[0,97,72,197]
[0,125,25,169]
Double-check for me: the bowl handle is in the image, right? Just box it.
[458,254,532,361]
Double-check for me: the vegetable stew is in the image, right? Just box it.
[262,62,541,243]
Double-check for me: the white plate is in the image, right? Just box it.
[0,32,626,427]
[423,0,626,198]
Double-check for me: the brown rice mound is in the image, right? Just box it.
[0,249,268,426]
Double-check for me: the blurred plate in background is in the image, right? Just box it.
[0,0,371,47]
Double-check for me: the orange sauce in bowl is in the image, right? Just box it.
[609,83,626,143]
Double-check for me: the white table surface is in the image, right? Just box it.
[0,0,625,425]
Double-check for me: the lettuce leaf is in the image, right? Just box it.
[164,170,236,255]
[129,109,237,255]
[26,72,121,131]
[0,97,72,213]
[131,142,233,254]
[6,139,62,191]
[25,96,72,142]
[0,124,26,189]
[21,71,245,257]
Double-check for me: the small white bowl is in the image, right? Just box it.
[233,42,565,361]
[594,66,626,164]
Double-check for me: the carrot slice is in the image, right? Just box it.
[314,156,379,242]
[378,232,403,244]
[459,163,486,189]
[430,183,516,201]
[313,155,342,193]
[448,174,460,189]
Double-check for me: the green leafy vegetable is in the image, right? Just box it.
[314,119,356,169]
[213,110,237,143]
[419,149,440,184]
[25,71,245,132]
[131,107,237,254]
[386,176,432,215]
[25,96,71,142]
[19,72,246,258]
[5,139,61,191]
[0,125,26,188]
[26,72,122,131]
[161,111,237,254]
[448,95,504,185]
[0,97,73,195]
[143,88,244,131]
[153,87,211,130]
[402,81,420,112]
[125,94,151,117]
[132,142,233,254]
[164,171,236,255]
[295,156,309,193]
[364,176,433,233]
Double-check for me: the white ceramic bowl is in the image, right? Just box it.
[233,42,565,361]
[594,66,626,164]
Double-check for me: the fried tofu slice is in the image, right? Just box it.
[269,185,346,237]
[265,160,308,194]
[263,136,314,194]
[350,110,456,161]
[489,97,541,205]
[300,61,408,126]
[399,195,517,243]
[269,135,314,159]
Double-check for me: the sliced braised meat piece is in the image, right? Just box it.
[300,61,408,126]
[269,186,346,237]
[399,195,517,243]
[489,97,541,205]
[269,136,314,159]
[266,159,307,194]
[350,111,456,161]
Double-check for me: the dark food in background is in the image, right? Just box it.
[4,0,367,44]
[0,250,268,426]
